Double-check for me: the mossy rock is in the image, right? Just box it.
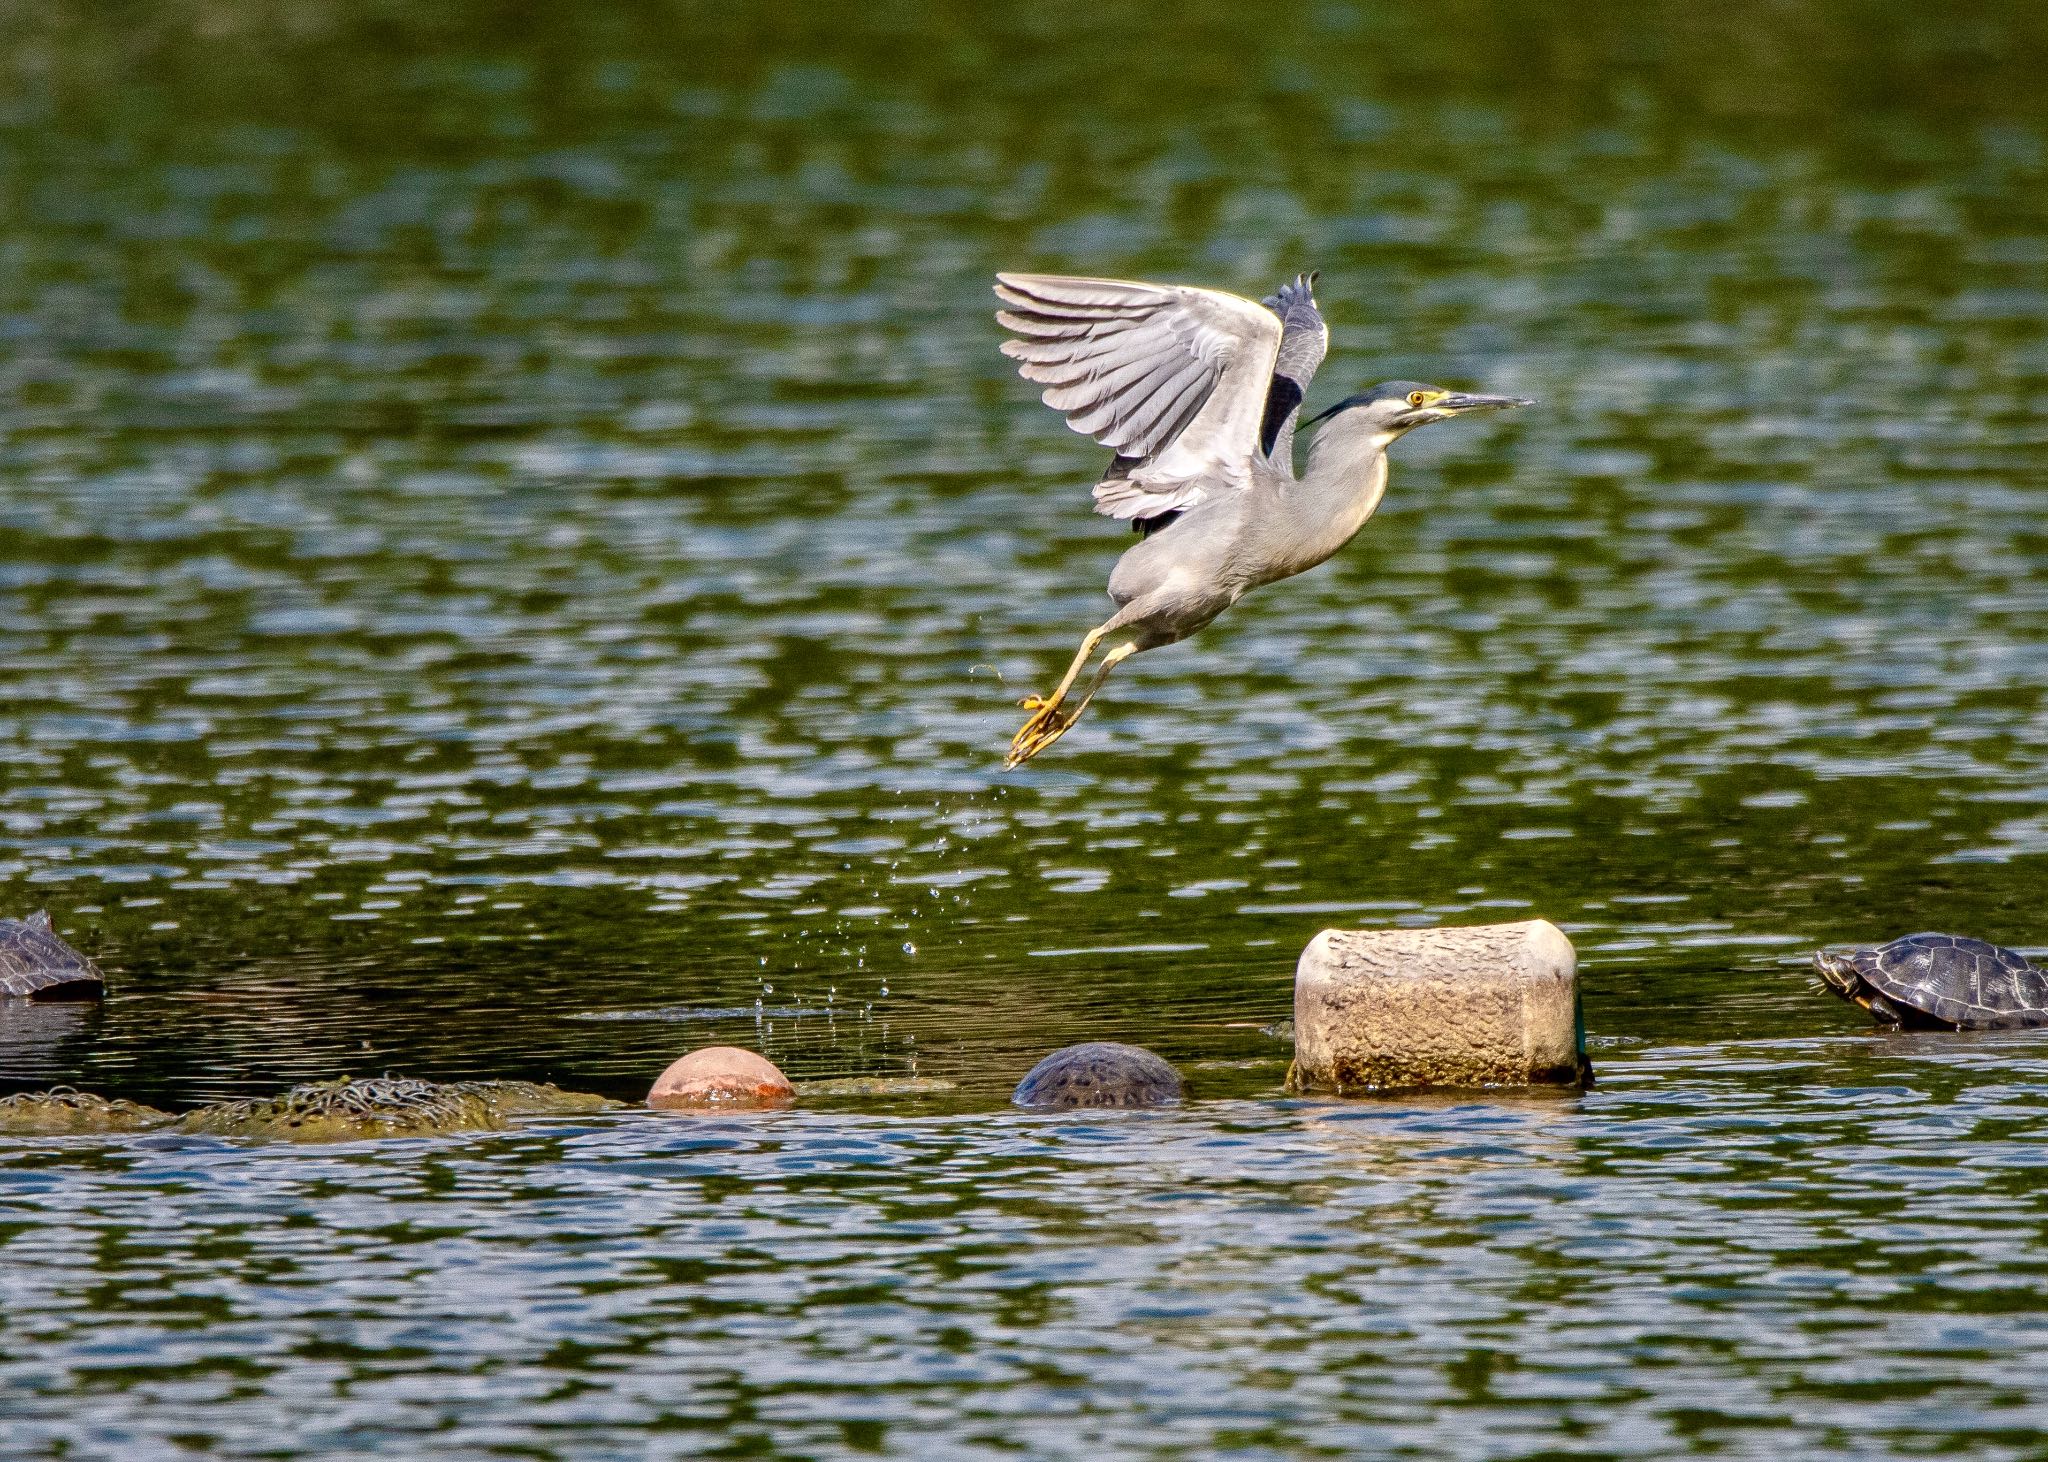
[177,1077,619,1143]
[463,1079,618,1119]
[792,1076,960,1098]
[0,1087,169,1135]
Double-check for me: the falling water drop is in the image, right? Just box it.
[902,941,917,956]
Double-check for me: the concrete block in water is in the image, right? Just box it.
[1289,919,1588,1094]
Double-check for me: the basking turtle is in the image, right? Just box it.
[0,912,105,1001]
[1813,933,2048,1031]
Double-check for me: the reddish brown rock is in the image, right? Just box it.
[646,1046,793,1110]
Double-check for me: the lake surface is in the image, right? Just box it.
[2,1,2046,1454]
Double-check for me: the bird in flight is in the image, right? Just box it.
[995,271,1531,767]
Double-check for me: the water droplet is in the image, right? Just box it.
[902,941,916,956]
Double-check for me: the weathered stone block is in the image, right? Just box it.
[1288,919,1589,1094]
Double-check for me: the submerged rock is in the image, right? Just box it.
[470,1080,618,1118]
[1012,1042,1183,1109]
[791,1076,959,1098]
[647,1046,794,1110]
[0,912,106,1001]
[0,1087,168,1135]
[1289,919,1590,1094]
[177,1077,618,1143]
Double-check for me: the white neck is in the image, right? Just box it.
[1264,426,1395,577]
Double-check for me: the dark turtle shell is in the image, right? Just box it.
[1814,933,2048,1031]
[1012,1042,1183,1109]
[0,912,105,1001]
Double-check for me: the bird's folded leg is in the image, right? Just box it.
[1004,642,1135,769]
[1004,624,1104,762]
[1016,626,1106,714]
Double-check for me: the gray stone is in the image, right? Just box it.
[1288,919,1589,1094]
[1013,1042,1182,1108]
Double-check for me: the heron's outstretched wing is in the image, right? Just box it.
[995,273,1283,520]
[1259,272,1328,468]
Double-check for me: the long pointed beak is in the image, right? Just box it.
[1437,392,1535,414]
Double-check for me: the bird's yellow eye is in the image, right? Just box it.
[1408,391,1429,407]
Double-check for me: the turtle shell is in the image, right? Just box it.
[0,912,106,1001]
[1012,1042,1182,1108]
[1846,933,2048,1031]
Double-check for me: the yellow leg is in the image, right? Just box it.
[1062,642,1135,722]
[1005,624,1107,767]
[1004,642,1135,769]
[1017,625,1107,714]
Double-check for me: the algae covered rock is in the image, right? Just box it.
[177,1076,619,1143]
[468,1080,617,1118]
[792,1076,960,1098]
[0,1087,168,1135]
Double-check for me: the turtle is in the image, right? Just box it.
[1812,933,2048,1031]
[1012,1041,1183,1109]
[0,911,106,1001]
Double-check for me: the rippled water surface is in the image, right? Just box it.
[2,1,2046,1453]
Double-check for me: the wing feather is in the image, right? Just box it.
[1122,358,1209,440]
[994,272,1285,518]
[1258,272,1329,466]
[1042,338,1186,419]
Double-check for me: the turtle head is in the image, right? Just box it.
[1812,949,1873,1007]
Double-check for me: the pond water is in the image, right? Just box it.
[2,1,2046,1454]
